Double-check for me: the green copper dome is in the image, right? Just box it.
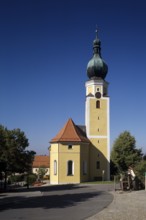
[87,31,108,80]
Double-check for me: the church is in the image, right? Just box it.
[49,31,110,184]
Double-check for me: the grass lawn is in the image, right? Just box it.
[82,181,114,184]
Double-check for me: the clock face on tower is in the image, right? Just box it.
[95,92,101,99]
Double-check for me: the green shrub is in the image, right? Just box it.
[134,160,146,188]
[25,174,37,185]
[10,174,24,183]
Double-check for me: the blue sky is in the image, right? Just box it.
[0,0,146,155]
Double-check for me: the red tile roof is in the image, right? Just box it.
[32,155,50,168]
[50,118,90,143]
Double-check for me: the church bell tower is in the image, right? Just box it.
[85,31,110,180]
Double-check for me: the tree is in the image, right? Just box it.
[0,125,36,174]
[143,154,146,160]
[134,160,146,187]
[111,131,143,173]
[37,166,48,181]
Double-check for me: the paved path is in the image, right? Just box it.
[87,190,146,220]
[0,184,113,220]
[1,184,145,220]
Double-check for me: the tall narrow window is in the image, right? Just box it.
[96,161,100,169]
[96,100,100,108]
[54,160,57,175]
[67,160,74,175]
[83,161,87,175]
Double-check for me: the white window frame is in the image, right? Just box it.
[54,160,57,175]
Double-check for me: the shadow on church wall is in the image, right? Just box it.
[89,144,110,181]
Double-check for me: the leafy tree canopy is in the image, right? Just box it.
[0,125,36,173]
[37,166,48,181]
[111,131,143,173]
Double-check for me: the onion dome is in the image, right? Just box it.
[87,30,108,80]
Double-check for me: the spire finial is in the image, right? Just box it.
[95,25,98,39]
[93,26,101,55]
[87,29,108,80]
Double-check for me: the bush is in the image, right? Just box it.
[134,160,146,188]
[25,174,37,185]
[10,174,25,183]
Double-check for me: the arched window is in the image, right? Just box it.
[96,100,100,108]
[67,160,74,175]
[54,160,57,175]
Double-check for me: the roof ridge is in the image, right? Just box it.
[73,123,82,141]
[60,118,72,141]
[68,118,81,141]
[50,118,89,143]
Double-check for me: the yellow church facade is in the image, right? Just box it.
[50,31,110,184]
[50,143,90,184]
[85,79,110,181]
[50,119,90,184]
